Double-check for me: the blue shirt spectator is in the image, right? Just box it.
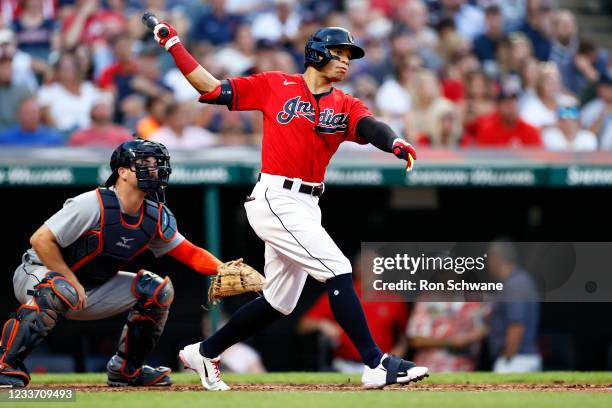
[190,0,243,46]
[517,0,553,61]
[473,5,506,63]
[488,269,540,358]
[0,125,63,146]
[0,97,63,146]
[486,240,541,373]
[565,39,609,97]
[549,10,578,91]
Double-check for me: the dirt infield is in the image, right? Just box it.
[31,383,612,393]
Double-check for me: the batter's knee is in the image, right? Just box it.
[263,294,295,316]
[319,256,352,283]
[131,270,174,308]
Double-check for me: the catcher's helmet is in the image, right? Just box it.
[304,27,365,69]
[105,138,172,203]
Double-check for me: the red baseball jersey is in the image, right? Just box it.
[201,71,372,183]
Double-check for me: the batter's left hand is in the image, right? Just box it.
[392,138,417,172]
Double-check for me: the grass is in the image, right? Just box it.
[12,391,612,408]
[3,372,611,408]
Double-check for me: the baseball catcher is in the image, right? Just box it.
[0,139,263,388]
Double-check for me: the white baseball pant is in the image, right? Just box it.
[244,173,352,315]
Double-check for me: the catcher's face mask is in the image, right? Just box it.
[106,138,172,203]
[132,153,172,203]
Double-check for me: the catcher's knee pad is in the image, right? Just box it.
[131,270,174,310]
[116,270,174,377]
[0,272,79,385]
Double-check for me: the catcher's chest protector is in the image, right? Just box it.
[61,188,160,288]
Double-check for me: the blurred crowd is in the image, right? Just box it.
[0,0,611,151]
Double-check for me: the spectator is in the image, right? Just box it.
[518,56,539,109]
[549,9,579,92]
[114,45,173,119]
[345,0,371,43]
[497,0,527,32]
[11,0,57,60]
[251,0,300,44]
[440,0,485,41]
[0,27,44,91]
[150,102,217,149]
[462,70,495,134]
[246,38,280,74]
[440,48,479,103]
[137,95,169,139]
[0,97,62,146]
[0,49,32,130]
[475,86,541,147]
[216,109,257,146]
[486,240,541,373]
[407,300,489,372]
[353,74,378,113]
[473,5,506,71]
[566,38,609,98]
[415,99,466,147]
[375,55,423,134]
[582,74,612,149]
[518,0,553,61]
[404,69,456,141]
[508,32,534,75]
[357,37,393,84]
[68,97,133,146]
[395,1,439,56]
[213,24,256,77]
[497,33,534,82]
[520,62,566,129]
[297,252,408,373]
[61,0,126,50]
[542,104,597,151]
[96,35,138,103]
[190,0,243,46]
[37,52,101,133]
[120,93,146,132]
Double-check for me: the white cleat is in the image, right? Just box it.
[178,343,230,391]
[362,354,429,389]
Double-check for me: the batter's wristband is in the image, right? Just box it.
[169,42,200,76]
[164,36,181,51]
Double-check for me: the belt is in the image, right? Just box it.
[258,173,324,197]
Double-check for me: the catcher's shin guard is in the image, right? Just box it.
[109,270,174,384]
[0,272,79,387]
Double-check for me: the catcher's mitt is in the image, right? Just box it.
[208,259,265,304]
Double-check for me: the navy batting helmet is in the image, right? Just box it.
[304,27,365,69]
[105,138,172,203]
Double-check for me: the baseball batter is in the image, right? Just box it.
[0,139,234,388]
[153,23,428,390]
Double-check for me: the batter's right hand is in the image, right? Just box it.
[154,22,180,51]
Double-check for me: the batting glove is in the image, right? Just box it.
[154,22,180,51]
[392,138,417,172]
